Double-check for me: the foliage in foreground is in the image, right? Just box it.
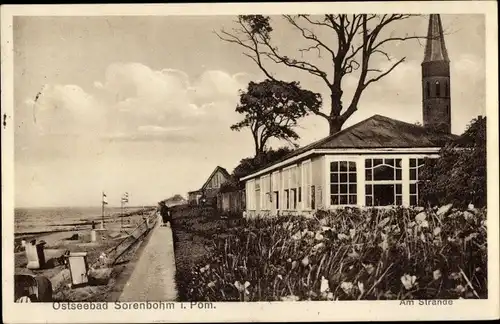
[180,205,487,301]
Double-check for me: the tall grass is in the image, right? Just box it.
[180,205,487,301]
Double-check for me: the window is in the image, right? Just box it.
[426,81,430,98]
[282,168,291,210]
[330,161,357,205]
[410,158,425,206]
[271,172,280,210]
[435,81,440,97]
[289,165,298,210]
[365,158,403,206]
[445,81,449,97]
[296,166,302,204]
[291,188,297,209]
[311,185,316,209]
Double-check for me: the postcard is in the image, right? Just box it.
[1,1,498,323]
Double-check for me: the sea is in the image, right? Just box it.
[14,206,148,235]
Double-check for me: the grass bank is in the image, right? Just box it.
[170,205,242,301]
[171,205,487,301]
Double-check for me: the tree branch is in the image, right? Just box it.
[284,15,336,59]
[364,57,406,88]
[214,25,278,81]
[258,36,332,86]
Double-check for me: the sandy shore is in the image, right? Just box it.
[14,207,158,302]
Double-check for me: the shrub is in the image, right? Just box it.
[420,116,486,208]
[181,206,487,301]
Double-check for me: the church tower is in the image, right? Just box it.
[422,14,451,133]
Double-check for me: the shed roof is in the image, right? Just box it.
[200,166,230,190]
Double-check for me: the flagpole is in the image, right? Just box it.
[121,198,123,230]
[101,191,105,229]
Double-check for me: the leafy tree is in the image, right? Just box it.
[217,14,426,135]
[419,116,486,208]
[231,79,321,157]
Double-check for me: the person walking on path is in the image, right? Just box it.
[159,201,171,227]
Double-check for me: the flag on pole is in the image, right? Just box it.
[102,192,108,205]
[121,192,129,203]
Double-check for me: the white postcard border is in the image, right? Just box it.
[1,2,498,323]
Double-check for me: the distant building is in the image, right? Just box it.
[241,14,458,217]
[162,194,187,207]
[187,166,231,206]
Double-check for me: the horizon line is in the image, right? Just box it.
[14,204,156,209]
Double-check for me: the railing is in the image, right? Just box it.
[103,211,159,266]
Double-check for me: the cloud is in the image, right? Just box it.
[25,84,105,136]
[137,125,187,133]
[453,54,484,79]
[24,62,253,143]
[188,70,248,106]
[104,132,197,143]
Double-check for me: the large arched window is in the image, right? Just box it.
[435,81,441,97]
[365,158,403,206]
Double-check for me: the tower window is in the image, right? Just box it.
[445,82,449,97]
[426,81,430,98]
[435,81,441,97]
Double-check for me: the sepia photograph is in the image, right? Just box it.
[1,2,498,323]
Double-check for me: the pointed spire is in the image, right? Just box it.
[423,14,450,63]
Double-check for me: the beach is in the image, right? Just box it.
[14,206,158,302]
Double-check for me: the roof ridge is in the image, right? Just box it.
[241,115,381,177]
[372,114,457,135]
[372,114,420,127]
[297,114,381,152]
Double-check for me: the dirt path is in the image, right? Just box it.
[118,216,177,301]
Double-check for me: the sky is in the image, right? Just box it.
[13,14,486,207]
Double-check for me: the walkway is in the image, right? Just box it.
[119,216,177,301]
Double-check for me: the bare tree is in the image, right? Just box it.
[216,15,425,134]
